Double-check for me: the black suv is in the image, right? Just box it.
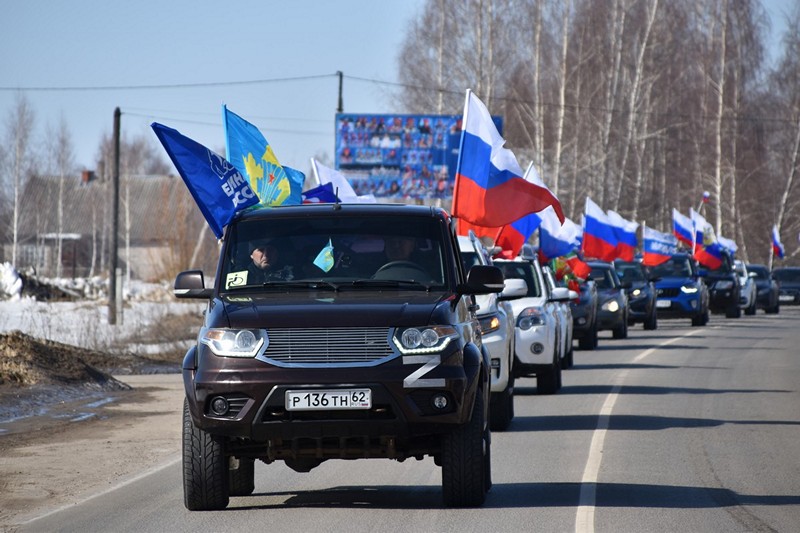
[703,249,741,318]
[175,204,502,510]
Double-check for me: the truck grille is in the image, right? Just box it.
[259,327,396,367]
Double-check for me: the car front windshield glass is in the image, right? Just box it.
[651,258,692,278]
[495,262,542,297]
[221,215,447,291]
[591,268,616,289]
[774,269,800,282]
[616,263,645,282]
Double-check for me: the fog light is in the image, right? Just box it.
[531,342,544,354]
[576,317,587,326]
[210,397,229,416]
[432,394,448,410]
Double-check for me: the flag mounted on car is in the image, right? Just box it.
[772,225,785,259]
[607,210,639,262]
[151,122,259,239]
[672,209,694,247]
[222,105,304,207]
[452,89,564,229]
[582,198,618,261]
[642,226,678,266]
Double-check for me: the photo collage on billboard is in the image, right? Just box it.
[335,113,502,201]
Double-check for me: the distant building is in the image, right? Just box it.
[2,173,219,281]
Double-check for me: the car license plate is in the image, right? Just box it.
[656,299,671,309]
[779,294,793,302]
[285,389,371,411]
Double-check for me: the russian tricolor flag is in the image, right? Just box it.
[672,209,694,247]
[642,226,678,266]
[772,225,785,259]
[538,208,580,260]
[582,198,618,261]
[452,90,564,228]
[607,210,639,261]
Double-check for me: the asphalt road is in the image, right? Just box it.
[19,308,800,533]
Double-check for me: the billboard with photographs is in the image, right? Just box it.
[335,113,503,201]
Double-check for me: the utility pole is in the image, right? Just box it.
[337,71,344,113]
[108,107,121,325]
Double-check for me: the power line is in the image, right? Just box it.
[0,73,339,92]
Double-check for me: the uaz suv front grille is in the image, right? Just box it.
[258,327,396,367]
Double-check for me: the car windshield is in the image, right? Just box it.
[615,262,646,282]
[460,251,482,271]
[221,215,447,291]
[651,257,692,278]
[590,267,618,289]
[773,269,800,282]
[748,265,768,280]
[495,261,542,297]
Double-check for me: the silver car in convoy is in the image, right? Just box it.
[494,256,574,394]
[541,263,575,368]
[734,259,757,315]
[457,233,525,430]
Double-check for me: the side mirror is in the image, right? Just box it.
[620,280,633,290]
[174,270,213,299]
[460,265,505,295]
[499,278,528,300]
[549,286,573,302]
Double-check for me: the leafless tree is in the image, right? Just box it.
[44,114,76,277]
[3,93,36,267]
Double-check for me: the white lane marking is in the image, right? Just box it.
[575,330,701,533]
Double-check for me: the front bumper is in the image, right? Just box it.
[482,327,512,393]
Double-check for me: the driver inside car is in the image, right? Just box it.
[384,235,417,261]
[373,235,434,283]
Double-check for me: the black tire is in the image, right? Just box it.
[702,308,710,325]
[726,305,741,319]
[745,300,757,315]
[537,361,561,395]
[442,391,489,507]
[489,373,514,431]
[578,323,598,350]
[691,312,704,326]
[229,457,255,496]
[183,399,230,511]
[561,345,574,369]
[644,309,658,330]
[612,318,628,339]
[768,302,780,314]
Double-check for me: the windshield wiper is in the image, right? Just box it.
[351,279,431,290]
[227,280,341,291]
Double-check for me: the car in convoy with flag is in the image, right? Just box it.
[494,256,575,394]
[175,203,504,510]
[747,263,780,314]
[587,261,630,339]
[650,253,710,326]
[704,248,742,318]
[773,266,800,305]
[734,259,757,315]
[457,232,526,430]
[614,259,658,330]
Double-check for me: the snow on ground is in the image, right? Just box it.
[0,263,205,353]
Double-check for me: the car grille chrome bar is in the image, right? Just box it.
[258,327,396,367]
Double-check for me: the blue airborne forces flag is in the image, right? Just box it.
[222,105,304,207]
[151,122,258,238]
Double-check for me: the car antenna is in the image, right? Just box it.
[334,187,341,210]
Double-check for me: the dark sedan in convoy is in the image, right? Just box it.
[650,253,709,327]
[614,259,658,330]
[773,266,800,305]
[568,279,599,350]
[747,263,780,314]
[588,261,629,339]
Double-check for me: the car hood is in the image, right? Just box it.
[655,277,696,289]
[212,290,452,329]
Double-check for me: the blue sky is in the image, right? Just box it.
[0,0,791,174]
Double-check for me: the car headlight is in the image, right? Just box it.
[631,288,642,297]
[714,280,734,290]
[478,313,501,334]
[517,308,546,330]
[681,284,699,294]
[201,328,266,357]
[602,300,620,312]
[393,326,459,354]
